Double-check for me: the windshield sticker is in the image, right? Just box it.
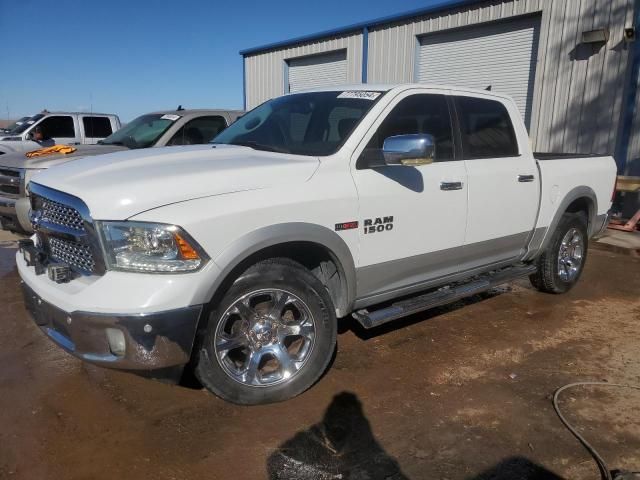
[337,91,381,100]
[160,114,181,121]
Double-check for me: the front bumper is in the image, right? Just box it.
[21,281,203,370]
[0,195,31,232]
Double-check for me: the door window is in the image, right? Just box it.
[359,94,454,167]
[83,116,113,138]
[37,116,75,139]
[455,96,519,158]
[168,116,227,145]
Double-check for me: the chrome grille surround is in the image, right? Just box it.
[28,182,105,277]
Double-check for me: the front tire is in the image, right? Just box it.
[530,212,588,294]
[194,258,337,405]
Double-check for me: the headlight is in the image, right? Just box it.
[97,221,208,273]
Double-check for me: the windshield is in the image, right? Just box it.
[99,113,178,149]
[11,114,44,135]
[3,117,31,133]
[212,91,384,156]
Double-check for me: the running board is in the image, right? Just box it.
[352,264,537,329]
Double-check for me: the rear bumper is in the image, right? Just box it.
[591,212,610,239]
[21,282,203,370]
[0,195,31,232]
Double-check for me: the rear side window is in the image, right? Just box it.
[83,117,113,138]
[168,116,227,145]
[455,97,518,158]
[38,116,75,138]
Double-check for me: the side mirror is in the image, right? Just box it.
[26,132,34,141]
[382,134,436,166]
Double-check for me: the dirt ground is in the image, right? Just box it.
[0,232,638,480]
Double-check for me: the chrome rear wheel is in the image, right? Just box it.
[557,228,584,282]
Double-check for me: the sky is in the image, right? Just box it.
[0,0,444,122]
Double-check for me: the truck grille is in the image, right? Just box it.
[48,237,96,272]
[0,168,21,197]
[40,197,86,232]
[29,183,105,276]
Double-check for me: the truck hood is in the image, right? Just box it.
[0,144,128,170]
[31,144,320,219]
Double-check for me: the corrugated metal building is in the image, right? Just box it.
[240,0,640,174]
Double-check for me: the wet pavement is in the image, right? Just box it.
[0,231,639,479]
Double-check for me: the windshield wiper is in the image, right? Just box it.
[229,141,290,154]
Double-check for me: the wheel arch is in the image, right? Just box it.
[530,186,598,258]
[205,223,357,318]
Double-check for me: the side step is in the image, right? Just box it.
[352,264,537,329]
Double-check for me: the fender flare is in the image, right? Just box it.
[206,222,357,317]
[529,186,598,258]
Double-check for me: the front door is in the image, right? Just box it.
[35,115,79,145]
[351,90,468,301]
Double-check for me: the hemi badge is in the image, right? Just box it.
[335,221,359,231]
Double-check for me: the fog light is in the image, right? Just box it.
[106,328,126,356]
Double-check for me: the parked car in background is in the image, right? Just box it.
[0,109,243,232]
[0,112,121,154]
[0,116,32,134]
[17,85,616,404]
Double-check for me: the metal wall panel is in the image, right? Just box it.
[288,50,348,92]
[244,33,362,109]
[417,16,540,125]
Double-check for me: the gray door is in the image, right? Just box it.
[288,50,347,93]
[418,16,540,126]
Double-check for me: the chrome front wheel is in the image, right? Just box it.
[214,289,316,387]
[194,258,337,404]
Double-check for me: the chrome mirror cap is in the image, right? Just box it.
[382,134,436,166]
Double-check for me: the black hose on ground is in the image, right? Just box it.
[553,381,640,480]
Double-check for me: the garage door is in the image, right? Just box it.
[288,50,347,93]
[418,17,540,126]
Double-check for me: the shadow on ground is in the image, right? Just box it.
[266,392,561,480]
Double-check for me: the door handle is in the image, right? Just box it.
[440,181,464,191]
[518,174,535,182]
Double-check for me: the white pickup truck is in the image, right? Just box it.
[17,85,616,405]
[0,111,121,154]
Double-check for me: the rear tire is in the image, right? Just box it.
[530,212,588,294]
[194,258,336,405]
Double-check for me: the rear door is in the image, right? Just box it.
[80,116,115,144]
[454,94,538,263]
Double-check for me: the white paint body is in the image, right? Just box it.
[17,85,617,318]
